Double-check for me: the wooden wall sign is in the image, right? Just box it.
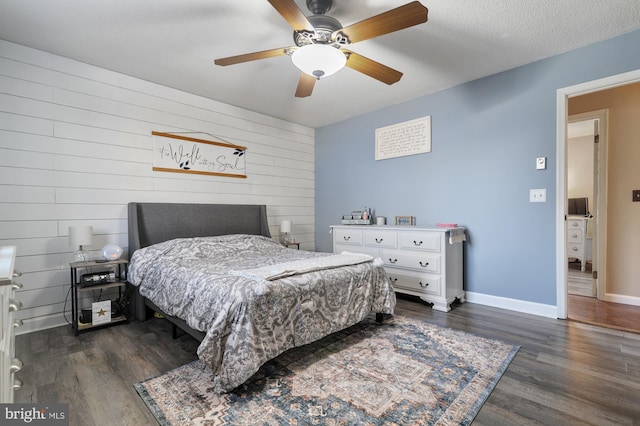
[375,115,431,160]
[151,131,246,178]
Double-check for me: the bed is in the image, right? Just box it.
[127,202,395,393]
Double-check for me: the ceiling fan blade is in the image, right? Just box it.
[295,73,316,97]
[268,0,314,32]
[344,50,403,85]
[334,1,428,44]
[214,47,291,66]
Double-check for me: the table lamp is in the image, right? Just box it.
[280,220,292,245]
[69,225,93,262]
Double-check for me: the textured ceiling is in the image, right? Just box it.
[0,0,639,128]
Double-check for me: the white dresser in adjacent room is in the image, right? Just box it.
[1,246,23,403]
[331,225,466,312]
[567,217,589,272]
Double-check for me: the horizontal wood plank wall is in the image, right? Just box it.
[0,40,315,334]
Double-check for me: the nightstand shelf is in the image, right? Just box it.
[69,259,129,336]
[76,315,127,330]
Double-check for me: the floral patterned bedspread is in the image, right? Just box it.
[128,234,395,392]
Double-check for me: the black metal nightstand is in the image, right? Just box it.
[69,259,128,335]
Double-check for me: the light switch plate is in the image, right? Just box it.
[530,188,546,202]
[536,157,546,170]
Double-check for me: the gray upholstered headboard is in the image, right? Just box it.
[127,202,271,254]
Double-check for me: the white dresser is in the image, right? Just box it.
[331,225,465,312]
[1,246,23,403]
[567,217,588,272]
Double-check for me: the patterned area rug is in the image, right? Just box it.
[135,316,519,425]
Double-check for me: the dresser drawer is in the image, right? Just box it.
[568,243,583,256]
[333,244,379,258]
[333,228,363,246]
[363,230,397,248]
[398,231,441,252]
[382,249,441,274]
[567,219,584,229]
[386,269,441,296]
[1,246,20,403]
[566,229,583,243]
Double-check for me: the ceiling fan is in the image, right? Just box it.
[214,0,428,97]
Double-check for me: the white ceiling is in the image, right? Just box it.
[1,0,639,128]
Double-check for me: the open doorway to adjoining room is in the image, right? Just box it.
[557,70,640,334]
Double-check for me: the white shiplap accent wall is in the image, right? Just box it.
[0,40,315,334]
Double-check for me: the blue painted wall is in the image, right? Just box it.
[315,29,640,306]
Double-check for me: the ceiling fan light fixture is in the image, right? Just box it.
[291,44,346,79]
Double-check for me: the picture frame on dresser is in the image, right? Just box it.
[395,216,414,226]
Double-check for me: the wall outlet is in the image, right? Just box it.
[530,188,546,203]
[633,190,640,202]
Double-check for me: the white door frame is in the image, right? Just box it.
[556,69,640,319]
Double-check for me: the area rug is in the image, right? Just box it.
[134,316,519,425]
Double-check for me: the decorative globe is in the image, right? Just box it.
[101,244,123,261]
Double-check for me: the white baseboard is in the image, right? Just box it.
[604,293,640,307]
[16,313,69,336]
[465,291,558,319]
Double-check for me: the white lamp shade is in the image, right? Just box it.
[280,220,292,233]
[69,226,93,247]
[291,44,346,79]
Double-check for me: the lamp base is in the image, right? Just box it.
[73,249,90,262]
[281,233,292,245]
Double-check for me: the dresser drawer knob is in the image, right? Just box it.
[571,233,578,238]
[375,238,383,243]
[9,299,23,312]
[10,358,23,373]
[13,319,23,328]
[419,261,430,267]
[13,379,23,390]
[13,270,22,278]
[343,236,351,241]
[572,247,578,252]
[12,282,23,291]
[389,277,398,283]
[419,281,429,288]
[413,240,423,246]
[388,258,398,264]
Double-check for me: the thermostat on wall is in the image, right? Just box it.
[536,157,546,170]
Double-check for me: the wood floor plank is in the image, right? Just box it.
[569,294,640,334]
[13,295,640,425]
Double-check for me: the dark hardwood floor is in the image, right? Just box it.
[569,294,640,334]
[566,259,640,333]
[14,296,640,425]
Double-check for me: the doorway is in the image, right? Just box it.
[566,112,606,299]
[556,69,640,320]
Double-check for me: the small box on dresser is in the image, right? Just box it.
[331,225,465,312]
[0,246,23,403]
